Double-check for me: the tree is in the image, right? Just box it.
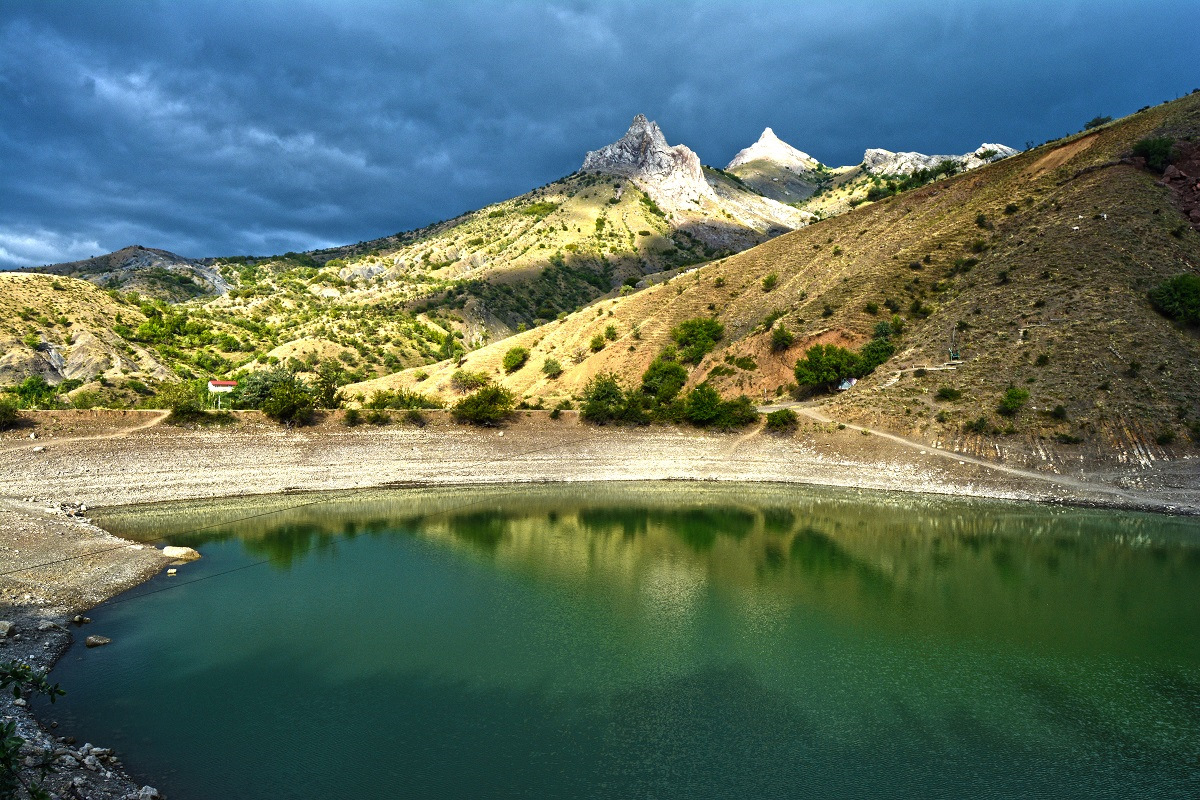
[1083,115,1112,130]
[156,381,206,422]
[794,344,860,393]
[641,354,688,403]
[451,385,515,426]
[311,361,348,409]
[262,381,315,426]
[580,373,627,423]
[683,384,724,426]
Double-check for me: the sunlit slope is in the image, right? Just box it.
[354,94,1200,459]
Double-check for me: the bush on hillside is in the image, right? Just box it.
[8,376,58,409]
[542,357,563,378]
[1132,137,1175,173]
[1149,274,1200,326]
[156,381,207,423]
[502,346,529,373]
[997,387,1030,417]
[451,369,491,392]
[641,352,688,404]
[580,373,645,424]
[671,318,725,364]
[451,385,515,426]
[771,324,795,352]
[794,344,860,393]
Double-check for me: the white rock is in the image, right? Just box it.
[727,127,820,171]
[161,545,201,561]
[0,620,13,637]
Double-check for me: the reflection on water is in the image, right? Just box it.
[65,483,1200,800]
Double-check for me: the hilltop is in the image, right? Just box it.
[3,115,1017,406]
[352,93,1200,466]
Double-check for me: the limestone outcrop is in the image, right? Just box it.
[582,114,715,211]
[726,127,821,172]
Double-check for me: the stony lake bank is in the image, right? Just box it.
[1,408,1198,797]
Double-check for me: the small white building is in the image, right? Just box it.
[207,380,237,408]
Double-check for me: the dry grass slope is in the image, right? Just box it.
[353,94,1200,466]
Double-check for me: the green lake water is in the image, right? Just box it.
[45,483,1200,799]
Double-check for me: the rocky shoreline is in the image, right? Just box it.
[1,409,1197,797]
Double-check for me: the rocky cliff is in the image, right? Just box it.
[862,143,1018,176]
[582,114,716,211]
[726,127,821,172]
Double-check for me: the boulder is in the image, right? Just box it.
[161,545,201,561]
[0,620,13,638]
[85,635,111,648]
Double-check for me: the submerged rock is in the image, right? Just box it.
[85,635,111,648]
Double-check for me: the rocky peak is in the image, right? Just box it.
[726,127,820,172]
[582,114,713,211]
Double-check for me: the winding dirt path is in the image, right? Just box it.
[0,410,170,453]
[761,401,1146,505]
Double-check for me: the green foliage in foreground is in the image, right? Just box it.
[6,376,59,410]
[2,659,65,799]
[1149,273,1200,327]
[262,380,315,426]
[365,388,445,410]
[452,385,515,426]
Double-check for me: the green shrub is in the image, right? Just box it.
[589,333,606,352]
[451,369,491,392]
[7,375,58,409]
[1148,274,1200,326]
[762,273,779,292]
[262,381,315,426]
[864,302,879,315]
[965,416,990,434]
[344,408,362,426]
[0,398,19,430]
[157,381,206,423]
[1083,115,1112,130]
[404,409,426,426]
[936,386,962,401]
[856,338,895,376]
[1051,405,1068,421]
[1132,137,1174,172]
[765,408,798,432]
[502,346,530,373]
[794,344,860,393]
[451,385,515,425]
[997,387,1030,417]
[581,373,630,424]
[367,409,391,426]
[771,324,795,352]
[683,384,723,426]
[641,354,688,403]
[671,317,725,364]
[542,357,563,378]
[1035,353,1051,367]
[366,389,444,410]
[604,324,618,341]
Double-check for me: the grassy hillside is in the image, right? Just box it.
[354,93,1200,464]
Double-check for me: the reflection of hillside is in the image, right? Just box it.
[94,483,1200,660]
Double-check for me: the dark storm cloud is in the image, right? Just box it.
[1,0,1196,268]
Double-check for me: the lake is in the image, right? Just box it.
[45,483,1200,799]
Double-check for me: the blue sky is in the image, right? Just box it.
[1,0,1197,268]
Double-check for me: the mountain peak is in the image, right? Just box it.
[581,114,712,211]
[727,128,819,172]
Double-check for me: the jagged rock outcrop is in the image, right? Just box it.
[726,128,821,172]
[582,114,716,211]
[863,143,1018,176]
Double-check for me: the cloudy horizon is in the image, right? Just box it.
[2,0,1197,268]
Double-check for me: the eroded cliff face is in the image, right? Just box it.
[862,143,1019,176]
